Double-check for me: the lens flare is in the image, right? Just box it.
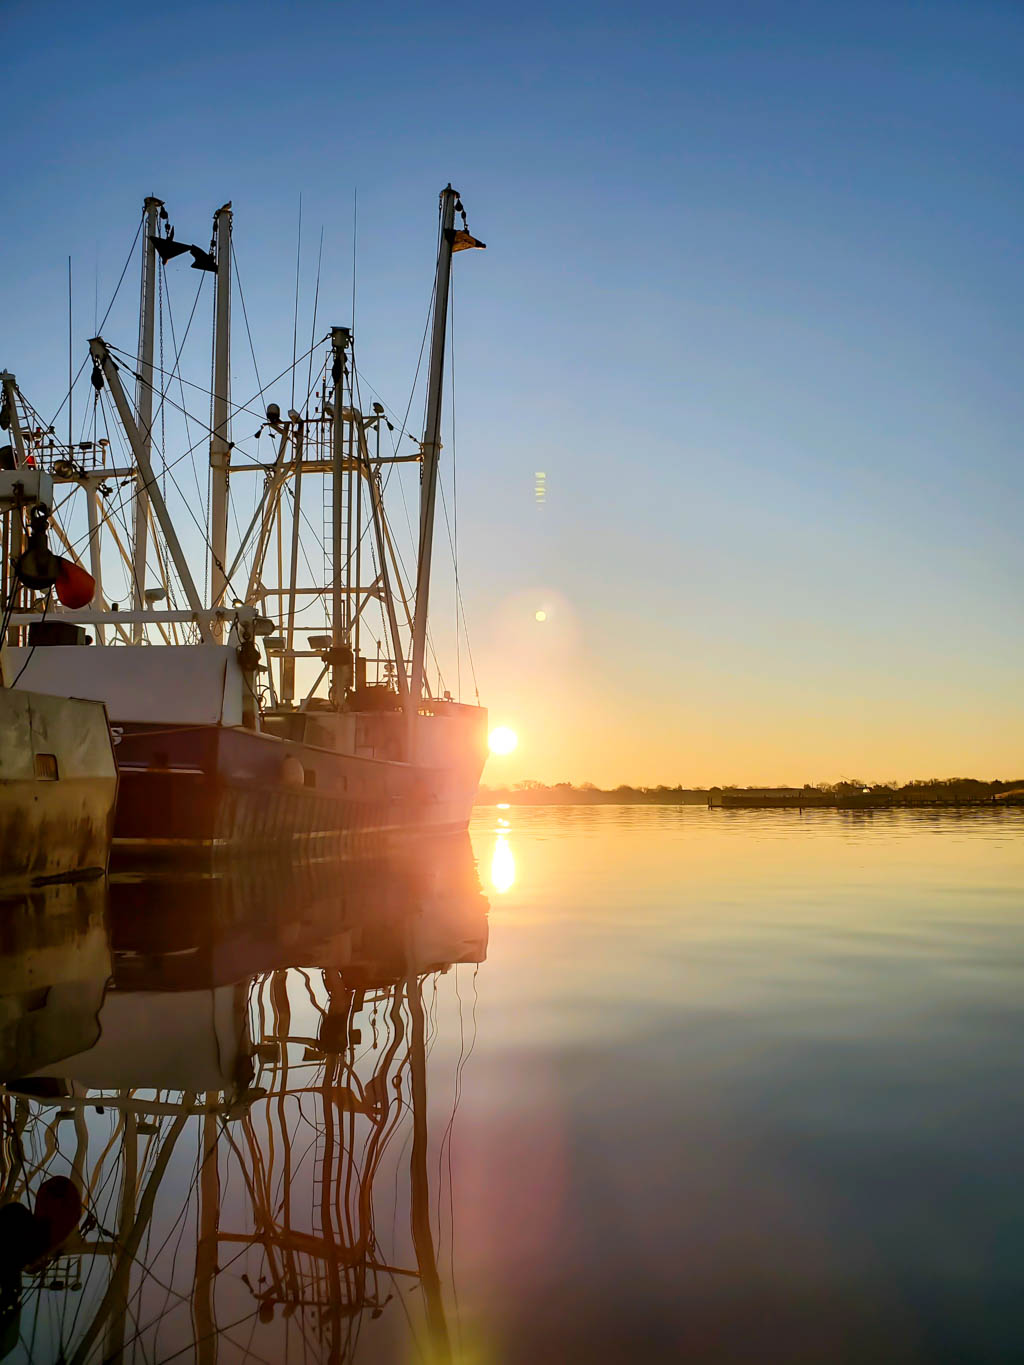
[488,726,518,756]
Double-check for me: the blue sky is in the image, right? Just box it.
[5,0,1023,783]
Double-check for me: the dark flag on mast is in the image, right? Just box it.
[150,235,191,264]
[188,245,217,272]
[149,229,217,272]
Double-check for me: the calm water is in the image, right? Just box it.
[1,806,1023,1363]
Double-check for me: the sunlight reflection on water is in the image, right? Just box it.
[455,804,1024,1364]
[489,833,516,895]
[0,806,1021,1363]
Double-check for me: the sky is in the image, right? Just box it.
[4,0,1023,787]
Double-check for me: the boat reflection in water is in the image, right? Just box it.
[0,836,488,1363]
[0,880,111,1085]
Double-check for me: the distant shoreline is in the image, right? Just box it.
[479,780,1024,809]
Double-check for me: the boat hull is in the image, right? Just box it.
[6,644,487,858]
[111,712,486,857]
[0,690,118,886]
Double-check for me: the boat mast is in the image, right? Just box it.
[409,186,458,714]
[132,196,162,644]
[210,203,233,634]
[354,413,409,710]
[330,326,351,693]
[0,372,27,642]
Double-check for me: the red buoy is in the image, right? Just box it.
[55,557,96,609]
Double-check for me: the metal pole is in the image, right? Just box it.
[1,372,27,643]
[354,424,364,665]
[86,488,105,644]
[0,373,26,466]
[284,420,303,702]
[330,327,350,653]
[241,429,291,602]
[133,197,162,642]
[90,338,212,639]
[354,416,409,711]
[409,187,457,716]
[103,1104,137,1362]
[210,203,233,629]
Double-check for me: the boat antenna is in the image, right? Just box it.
[67,256,73,454]
[304,226,324,411]
[291,193,302,408]
[351,187,358,331]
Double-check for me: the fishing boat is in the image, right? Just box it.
[0,467,118,886]
[4,187,488,857]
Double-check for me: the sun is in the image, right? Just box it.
[488,726,518,756]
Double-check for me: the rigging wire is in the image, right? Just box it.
[434,270,479,703]
[353,370,449,690]
[95,341,329,611]
[105,346,271,429]
[100,395,148,613]
[231,240,264,398]
[105,333,329,459]
[48,210,145,434]
[163,273,207,614]
[58,273,206,615]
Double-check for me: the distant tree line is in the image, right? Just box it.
[477,778,1024,807]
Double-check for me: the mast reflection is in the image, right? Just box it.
[0,837,488,1363]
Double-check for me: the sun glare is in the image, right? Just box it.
[488,726,518,756]
[490,834,516,894]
